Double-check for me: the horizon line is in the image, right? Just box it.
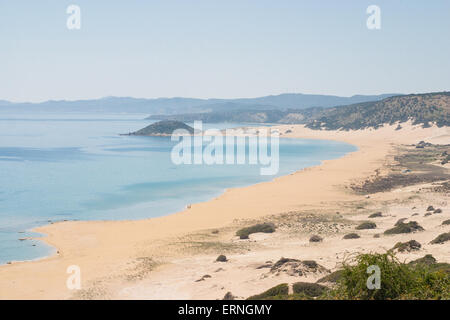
[0,91,411,105]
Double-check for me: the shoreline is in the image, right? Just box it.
[1,136,357,267]
[0,122,448,299]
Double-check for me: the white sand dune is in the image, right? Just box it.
[0,122,448,299]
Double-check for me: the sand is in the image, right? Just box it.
[0,122,448,299]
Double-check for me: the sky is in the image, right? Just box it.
[0,0,449,102]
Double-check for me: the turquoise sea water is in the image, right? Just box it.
[0,113,357,264]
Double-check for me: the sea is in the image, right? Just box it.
[0,112,357,264]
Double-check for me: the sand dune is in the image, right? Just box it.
[0,122,448,299]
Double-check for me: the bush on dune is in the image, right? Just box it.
[247,283,289,300]
[430,232,450,245]
[384,221,424,235]
[343,233,360,239]
[409,254,450,274]
[408,254,437,266]
[392,240,421,252]
[316,270,344,284]
[356,222,377,230]
[368,212,383,218]
[247,252,449,300]
[292,282,327,297]
[247,282,328,300]
[429,263,450,275]
[309,235,323,242]
[236,223,276,239]
[326,252,450,300]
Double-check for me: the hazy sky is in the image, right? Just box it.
[1,0,449,102]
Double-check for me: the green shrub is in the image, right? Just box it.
[309,235,323,242]
[327,252,450,300]
[392,240,421,252]
[430,232,450,244]
[394,218,407,226]
[429,263,450,275]
[409,254,450,274]
[442,219,450,225]
[223,292,235,300]
[409,254,436,266]
[248,253,450,300]
[368,212,383,218]
[343,233,360,239]
[292,282,327,297]
[384,221,424,235]
[247,283,289,300]
[356,222,377,230]
[316,270,344,283]
[236,223,276,239]
[216,255,227,262]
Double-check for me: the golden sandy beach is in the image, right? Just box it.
[0,123,448,299]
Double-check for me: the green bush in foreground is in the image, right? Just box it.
[428,263,450,275]
[247,283,288,300]
[236,223,276,239]
[408,254,450,274]
[292,282,327,297]
[316,270,344,284]
[247,252,449,300]
[247,283,325,300]
[326,252,449,300]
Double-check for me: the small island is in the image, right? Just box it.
[125,120,195,136]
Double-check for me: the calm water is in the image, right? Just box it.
[0,113,357,264]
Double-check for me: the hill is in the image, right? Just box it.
[127,120,194,136]
[147,109,291,124]
[148,92,450,130]
[306,92,450,130]
[0,93,398,114]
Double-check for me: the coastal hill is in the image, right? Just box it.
[149,92,450,130]
[147,109,291,124]
[306,92,450,130]
[127,120,194,136]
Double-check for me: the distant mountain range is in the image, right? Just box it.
[0,93,399,114]
[150,92,450,130]
[2,91,448,130]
